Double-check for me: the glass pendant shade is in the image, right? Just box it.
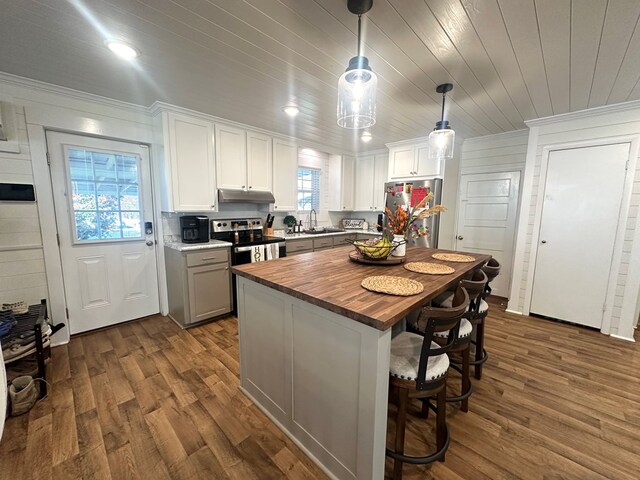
[428,125,455,160]
[337,58,377,129]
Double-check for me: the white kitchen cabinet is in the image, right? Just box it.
[216,126,273,193]
[329,154,355,211]
[215,124,247,190]
[272,138,298,211]
[388,142,442,180]
[354,153,388,211]
[246,131,272,192]
[156,111,217,212]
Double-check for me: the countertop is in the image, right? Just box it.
[232,246,491,331]
[282,229,382,240]
[164,239,232,251]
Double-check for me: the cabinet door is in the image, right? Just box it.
[341,155,355,211]
[272,139,298,211]
[415,143,442,177]
[372,153,389,211]
[215,124,247,190]
[388,146,415,179]
[187,263,231,323]
[354,155,375,211]
[247,131,272,192]
[167,113,216,211]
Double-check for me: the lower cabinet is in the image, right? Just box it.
[285,233,379,255]
[165,247,232,327]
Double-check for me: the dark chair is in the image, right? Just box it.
[414,270,487,412]
[387,287,469,479]
[471,259,501,379]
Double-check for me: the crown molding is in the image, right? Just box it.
[0,71,149,114]
[525,99,640,127]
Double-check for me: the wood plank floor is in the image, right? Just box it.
[1,301,639,479]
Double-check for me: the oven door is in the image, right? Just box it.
[233,243,286,264]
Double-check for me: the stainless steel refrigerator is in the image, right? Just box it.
[384,179,443,248]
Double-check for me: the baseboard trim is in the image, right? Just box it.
[610,333,636,343]
[505,309,523,315]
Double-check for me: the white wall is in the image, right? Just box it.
[0,104,48,308]
[460,130,528,175]
[508,102,640,340]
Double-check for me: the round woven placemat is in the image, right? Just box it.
[432,253,476,263]
[404,262,455,275]
[361,276,424,296]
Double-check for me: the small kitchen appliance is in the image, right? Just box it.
[384,179,443,248]
[180,216,209,244]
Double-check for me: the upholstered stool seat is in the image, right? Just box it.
[390,332,449,382]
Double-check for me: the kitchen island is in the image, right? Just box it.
[232,246,490,480]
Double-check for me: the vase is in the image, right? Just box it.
[391,234,406,257]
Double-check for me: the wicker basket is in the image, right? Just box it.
[345,238,405,261]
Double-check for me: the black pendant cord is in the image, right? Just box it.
[357,14,362,57]
[440,91,446,123]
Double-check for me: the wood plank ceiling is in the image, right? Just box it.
[1,0,640,152]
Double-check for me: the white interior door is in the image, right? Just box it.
[530,144,629,328]
[47,132,160,334]
[456,171,521,297]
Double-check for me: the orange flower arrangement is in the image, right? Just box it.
[384,192,447,240]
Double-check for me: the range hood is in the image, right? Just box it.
[218,188,275,204]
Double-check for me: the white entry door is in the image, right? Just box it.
[47,132,160,334]
[455,171,521,297]
[530,143,629,328]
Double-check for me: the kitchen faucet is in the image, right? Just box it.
[310,209,318,230]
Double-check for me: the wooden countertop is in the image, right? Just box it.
[232,246,491,331]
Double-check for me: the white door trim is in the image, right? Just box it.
[25,101,165,345]
[522,135,640,337]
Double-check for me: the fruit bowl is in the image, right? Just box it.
[345,237,405,261]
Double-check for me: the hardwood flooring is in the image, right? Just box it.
[1,301,639,479]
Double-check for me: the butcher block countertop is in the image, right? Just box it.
[232,246,491,331]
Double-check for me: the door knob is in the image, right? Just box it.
[146,240,154,246]
[541,240,547,244]
[457,235,464,240]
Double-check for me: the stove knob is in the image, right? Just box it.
[223,222,227,227]
[256,220,260,224]
[217,223,222,227]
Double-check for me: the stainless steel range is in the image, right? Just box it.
[210,218,286,313]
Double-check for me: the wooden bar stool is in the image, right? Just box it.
[470,259,501,379]
[416,270,487,412]
[387,287,469,479]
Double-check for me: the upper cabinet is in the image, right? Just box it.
[354,153,388,211]
[215,124,246,190]
[272,139,297,211]
[216,126,273,192]
[388,141,442,180]
[329,154,355,211]
[155,111,217,212]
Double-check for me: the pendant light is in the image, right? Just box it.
[337,0,377,129]
[429,83,455,160]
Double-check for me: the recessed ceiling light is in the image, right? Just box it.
[361,130,372,142]
[282,105,299,117]
[105,40,139,59]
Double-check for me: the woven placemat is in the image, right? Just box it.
[404,262,455,275]
[432,253,476,263]
[361,276,424,296]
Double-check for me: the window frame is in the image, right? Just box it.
[297,166,321,212]
[63,144,145,245]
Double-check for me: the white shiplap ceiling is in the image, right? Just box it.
[1,0,640,152]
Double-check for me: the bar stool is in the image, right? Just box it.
[414,270,487,412]
[387,287,469,479]
[471,259,501,379]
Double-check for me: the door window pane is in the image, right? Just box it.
[65,146,143,243]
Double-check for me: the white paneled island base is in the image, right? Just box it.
[236,277,391,480]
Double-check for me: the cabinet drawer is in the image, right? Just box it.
[286,239,313,253]
[335,234,357,245]
[186,249,229,267]
[313,237,333,249]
